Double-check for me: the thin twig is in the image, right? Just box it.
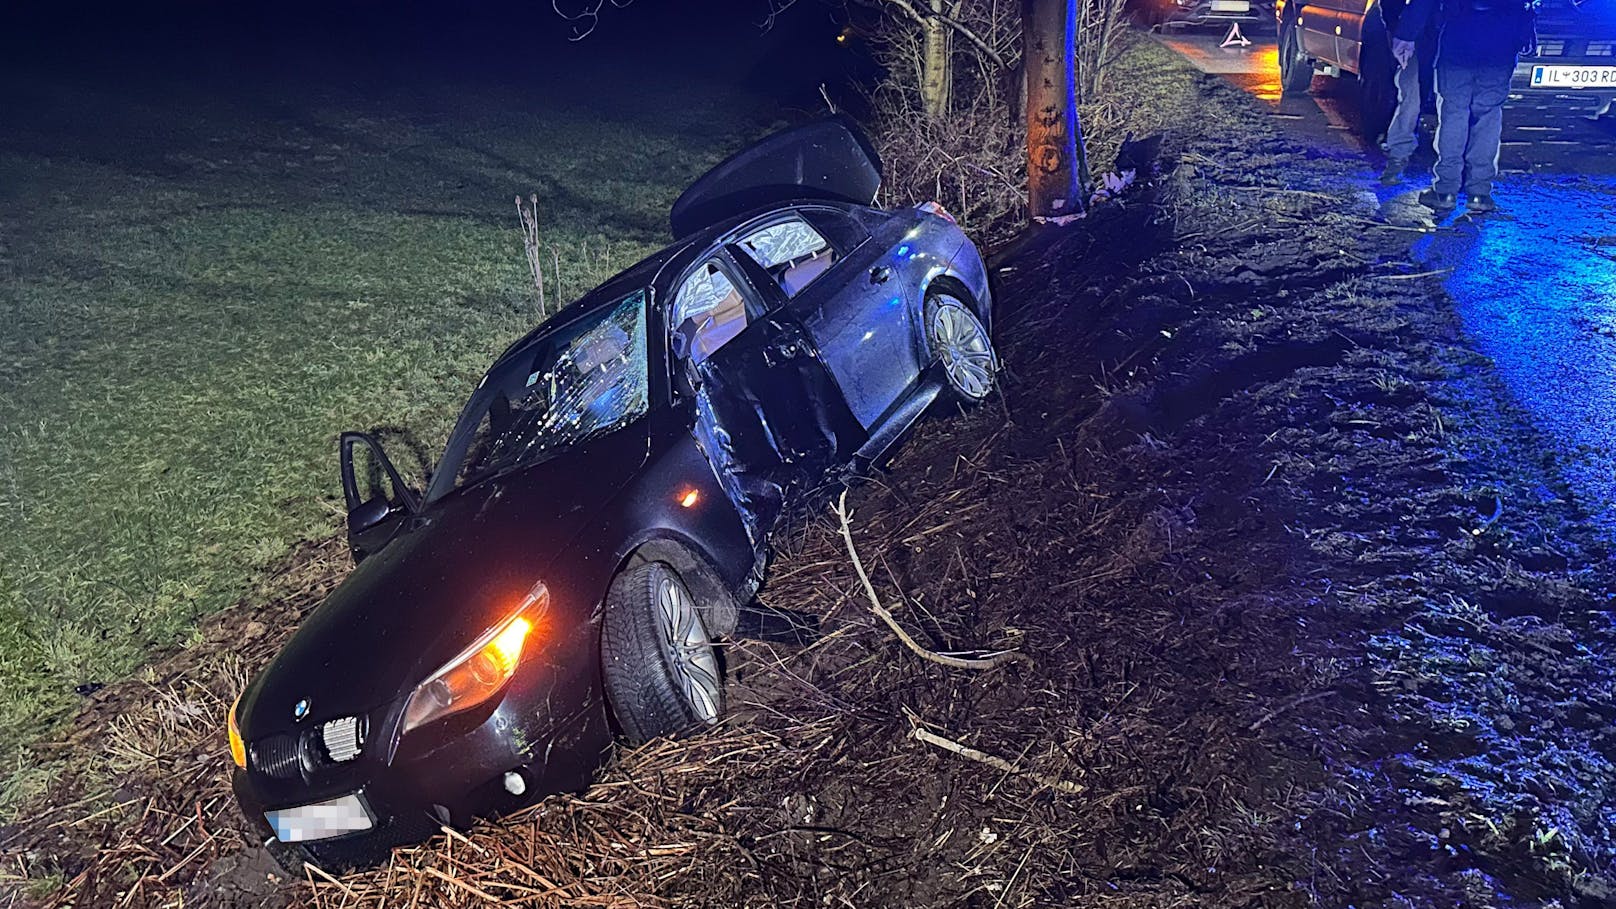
[833,491,1026,671]
[1376,268,1452,281]
[1249,689,1337,731]
[422,865,500,902]
[904,708,1084,794]
[306,860,361,900]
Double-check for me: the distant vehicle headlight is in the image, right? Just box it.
[227,694,247,769]
[401,583,545,735]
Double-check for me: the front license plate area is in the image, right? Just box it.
[1211,0,1251,10]
[1530,65,1616,88]
[266,792,375,843]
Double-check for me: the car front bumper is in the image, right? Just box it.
[233,683,611,865]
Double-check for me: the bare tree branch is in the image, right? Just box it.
[551,0,636,41]
[758,0,804,31]
[852,0,1010,70]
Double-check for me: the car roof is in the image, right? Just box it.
[488,198,879,371]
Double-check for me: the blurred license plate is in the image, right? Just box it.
[1211,0,1250,9]
[266,792,374,843]
[1530,65,1616,88]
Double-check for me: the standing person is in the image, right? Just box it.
[1393,0,1536,212]
[1380,0,1434,184]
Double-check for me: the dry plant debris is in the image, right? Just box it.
[4,39,1612,909]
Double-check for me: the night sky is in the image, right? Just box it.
[4,0,862,111]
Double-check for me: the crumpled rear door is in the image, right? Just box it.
[690,311,863,546]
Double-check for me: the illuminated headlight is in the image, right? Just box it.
[227,694,247,769]
[401,583,546,735]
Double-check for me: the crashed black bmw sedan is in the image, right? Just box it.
[227,117,998,867]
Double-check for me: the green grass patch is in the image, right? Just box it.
[0,65,757,807]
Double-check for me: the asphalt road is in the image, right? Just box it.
[1154,28,1616,174]
[1158,28,1616,538]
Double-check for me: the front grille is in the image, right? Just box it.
[321,716,364,763]
[252,733,303,779]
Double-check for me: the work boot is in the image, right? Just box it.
[1379,158,1408,185]
[1418,188,1458,211]
[1467,193,1497,213]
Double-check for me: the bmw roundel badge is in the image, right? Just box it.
[293,698,311,721]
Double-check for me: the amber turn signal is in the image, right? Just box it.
[227,694,247,769]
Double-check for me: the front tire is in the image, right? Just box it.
[601,562,724,745]
[1278,15,1313,94]
[925,292,997,404]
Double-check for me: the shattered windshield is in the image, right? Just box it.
[441,291,649,493]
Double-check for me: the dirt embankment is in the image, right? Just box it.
[4,39,1612,909]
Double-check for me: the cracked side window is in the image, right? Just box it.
[736,218,837,298]
[448,290,649,490]
[673,260,751,364]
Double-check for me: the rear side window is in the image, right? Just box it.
[673,260,751,364]
[736,218,837,298]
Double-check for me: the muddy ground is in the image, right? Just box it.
[4,39,1614,909]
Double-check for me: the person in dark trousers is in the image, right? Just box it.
[1380,0,1436,184]
[1393,0,1535,212]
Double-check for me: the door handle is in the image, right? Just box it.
[868,265,892,285]
[763,338,802,367]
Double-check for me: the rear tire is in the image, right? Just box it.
[924,292,997,404]
[1278,15,1313,94]
[601,562,724,745]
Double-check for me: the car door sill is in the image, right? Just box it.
[852,378,944,468]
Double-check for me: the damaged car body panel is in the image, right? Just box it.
[230,118,998,869]
[669,115,882,238]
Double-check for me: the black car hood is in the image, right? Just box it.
[241,428,648,737]
[669,115,882,238]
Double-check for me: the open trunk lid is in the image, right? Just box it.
[670,116,882,238]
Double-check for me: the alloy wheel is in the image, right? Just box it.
[928,295,996,401]
[654,574,722,724]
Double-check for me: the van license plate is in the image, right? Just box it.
[1211,0,1250,10]
[1530,65,1616,88]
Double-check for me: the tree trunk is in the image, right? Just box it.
[1023,0,1091,219]
[920,0,953,119]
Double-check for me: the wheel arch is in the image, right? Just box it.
[615,533,743,638]
[921,271,991,336]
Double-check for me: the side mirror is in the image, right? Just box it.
[347,496,395,536]
[339,431,421,514]
[339,431,421,562]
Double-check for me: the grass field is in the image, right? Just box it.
[0,53,760,808]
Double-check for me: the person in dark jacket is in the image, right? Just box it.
[1393,0,1536,212]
